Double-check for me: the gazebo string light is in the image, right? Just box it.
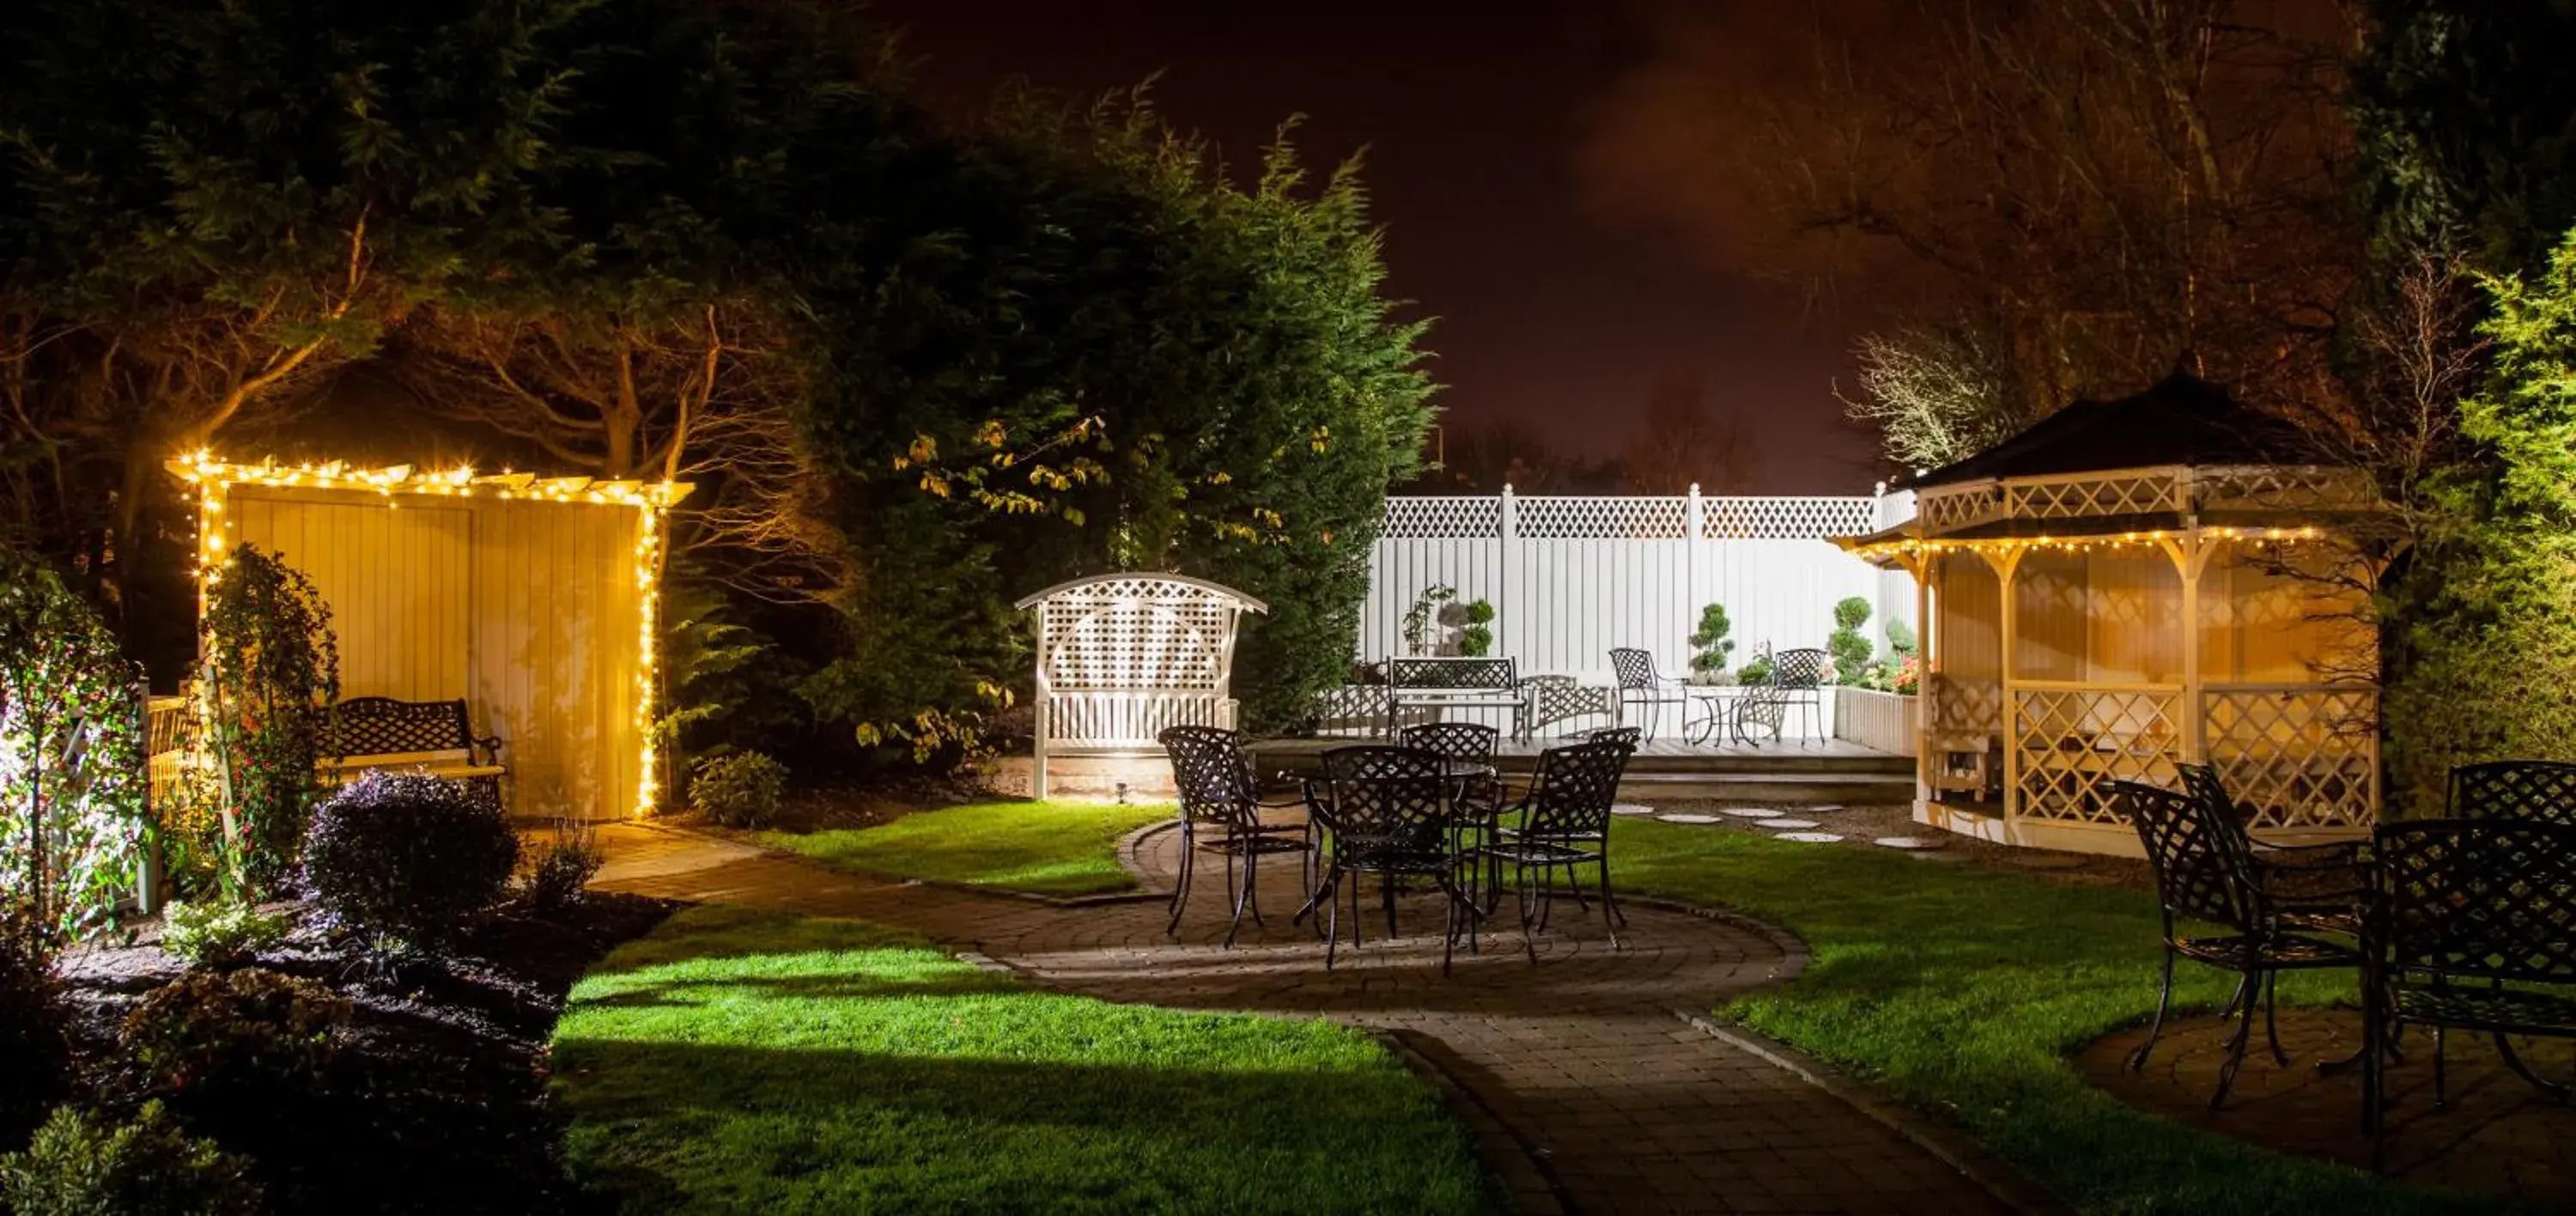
[1838,374,2385,856]
[171,451,690,818]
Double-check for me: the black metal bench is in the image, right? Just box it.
[1386,657,1527,739]
[324,696,507,808]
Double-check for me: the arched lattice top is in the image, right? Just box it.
[1015,574,1267,695]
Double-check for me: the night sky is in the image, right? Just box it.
[872,0,1884,494]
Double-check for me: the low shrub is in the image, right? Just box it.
[302,771,519,949]
[119,969,345,1108]
[523,834,605,916]
[691,751,787,828]
[0,909,68,1150]
[158,900,289,969]
[0,1101,263,1215]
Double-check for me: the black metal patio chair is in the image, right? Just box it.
[1768,648,1832,742]
[1159,726,1315,948]
[1401,720,1507,863]
[2113,779,2362,1110]
[1481,737,1636,962]
[1303,745,1478,974]
[1608,648,1687,743]
[2365,818,2576,1164]
[2176,761,2366,937]
[1587,726,1643,748]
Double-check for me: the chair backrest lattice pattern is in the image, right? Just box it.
[328,696,475,757]
[1586,726,1643,747]
[1314,745,1453,859]
[2449,761,2576,827]
[2115,780,2271,934]
[1521,739,1633,841]
[1769,648,1832,690]
[1399,721,1501,767]
[2376,819,2576,987]
[1159,726,1261,832]
[1388,657,1519,690]
[1607,648,1662,690]
[1018,575,1267,787]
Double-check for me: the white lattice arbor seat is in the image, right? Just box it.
[1838,372,2386,856]
[1014,574,1267,799]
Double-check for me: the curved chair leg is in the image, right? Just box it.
[2129,948,2177,1072]
[1167,833,1194,936]
[2211,970,2261,1110]
[1382,874,1401,940]
[1322,872,1342,970]
[1244,848,1266,928]
[2263,971,2290,1067]
[2494,1033,2573,1102]
[1516,863,1541,964]
[1592,857,1624,949]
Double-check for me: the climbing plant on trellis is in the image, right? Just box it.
[183,545,340,901]
[0,553,145,942]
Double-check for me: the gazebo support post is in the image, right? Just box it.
[1981,545,2027,833]
[1030,611,1053,800]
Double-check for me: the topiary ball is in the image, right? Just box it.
[301,771,519,951]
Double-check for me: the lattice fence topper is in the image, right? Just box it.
[2203,686,2378,830]
[1379,494,1877,541]
[2013,688,2184,824]
[1382,496,1502,538]
[1912,465,2378,538]
[1515,496,1688,539]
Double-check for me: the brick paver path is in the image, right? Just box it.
[589,822,2020,1215]
[2081,1006,2576,1206]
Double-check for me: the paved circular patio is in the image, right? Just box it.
[2079,1007,2576,1207]
[589,821,2027,1214]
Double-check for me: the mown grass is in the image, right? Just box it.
[551,906,1496,1214]
[1609,818,2502,1215]
[763,800,1171,896]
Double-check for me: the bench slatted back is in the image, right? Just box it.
[330,696,474,758]
[1388,657,1518,690]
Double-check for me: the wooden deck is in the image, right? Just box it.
[1248,734,1913,806]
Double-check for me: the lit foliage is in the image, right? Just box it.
[183,545,337,899]
[799,97,1437,747]
[1840,325,2026,472]
[301,772,518,952]
[0,551,145,942]
[2384,228,2576,808]
[1687,603,1735,676]
[0,1102,263,1216]
[1826,596,1874,684]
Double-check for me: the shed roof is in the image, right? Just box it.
[1905,372,2318,489]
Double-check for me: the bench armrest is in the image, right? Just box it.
[473,734,507,766]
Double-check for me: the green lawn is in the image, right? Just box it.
[551,906,1496,1214]
[1609,818,2500,1216]
[763,800,1172,896]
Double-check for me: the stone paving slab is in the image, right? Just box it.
[588,821,2022,1215]
[2081,1006,2576,1207]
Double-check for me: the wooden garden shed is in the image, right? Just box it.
[1837,374,2384,856]
[172,453,686,820]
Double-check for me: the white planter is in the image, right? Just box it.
[1833,686,1918,756]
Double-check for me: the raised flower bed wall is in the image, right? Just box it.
[1833,686,1917,757]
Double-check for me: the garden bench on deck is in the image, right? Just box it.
[323,696,507,808]
[1386,657,1528,740]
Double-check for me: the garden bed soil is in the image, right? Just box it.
[53,892,674,1215]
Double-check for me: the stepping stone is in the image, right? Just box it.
[1656,812,1721,824]
[1759,818,1820,830]
[1807,803,1846,813]
[1873,836,1940,850]
[1775,831,1844,843]
[1720,807,1785,819]
[1611,804,1656,816]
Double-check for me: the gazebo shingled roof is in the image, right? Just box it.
[1904,371,2318,489]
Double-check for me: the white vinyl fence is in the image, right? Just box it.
[1360,489,1914,694]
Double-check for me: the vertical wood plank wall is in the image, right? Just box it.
[234,488,644,819]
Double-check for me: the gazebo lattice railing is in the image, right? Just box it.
[1013,574,1267,800]
[1842,374,2387,855]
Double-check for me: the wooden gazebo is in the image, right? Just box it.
[1838,374,2382,855]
